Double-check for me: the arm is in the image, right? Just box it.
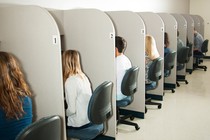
[65,77,77,116]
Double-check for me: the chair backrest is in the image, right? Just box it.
[201,39,209,53]
[88,81,113,124]
[15,115,61,140]
[187,43,193,57]
[177,46,190,64]
[148,57,163,83]
[121,66,140,97]
[164,51,176,71]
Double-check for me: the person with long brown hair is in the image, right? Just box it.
[62,50,92,128]
[0,51,32,140]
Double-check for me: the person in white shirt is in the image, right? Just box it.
[115,36,132,101]
[62,50,92,127]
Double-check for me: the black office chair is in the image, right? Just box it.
[193,39,208,71]
[176,46,190,87]
[164,51,176,93]
[145,57,163,113]
[117,66,140,131]
[186,43,193,74]
[15,115,62,140]
[67,81,113,140]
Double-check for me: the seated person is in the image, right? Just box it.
[193,28,204,55]
[115,36,132,101]
[62,50,92,128]
[0,51,33,140]
[164,32,171,56]
[145,35,160,84]
[177,30,185,50]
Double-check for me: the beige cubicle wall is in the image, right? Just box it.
[196,15,205,38]
[0,5,66,140]
[51,9,116,139]
[106,11,146,117]
[182,14,194,73]
[137,12,164,100]
[158,13,177,90]
[171,14,188,77]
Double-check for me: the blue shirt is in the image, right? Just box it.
[194,32,204,51]
[164,47,171,56]
[0,96,33,140]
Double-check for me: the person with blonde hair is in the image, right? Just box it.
[0,51,32,140]
[62,50,92,128]
[145,35,160,84]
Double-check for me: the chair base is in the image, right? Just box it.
[117,107,140,131]
[193,64,207,71]
[145,98,162,110]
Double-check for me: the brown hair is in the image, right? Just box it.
[0,51,32,119]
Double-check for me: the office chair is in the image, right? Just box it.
[67,81,113,140]
[186,43,193,74]
[117,66,140,131]
[193,39,208,71]
[15,115,61,140]
[164,51,176,93]
[176,46,190,87]
[145,57,163,113]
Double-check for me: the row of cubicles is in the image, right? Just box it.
[0,5,204,140]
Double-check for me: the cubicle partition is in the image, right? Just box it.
[137,12,164,100]
[171,14,188,79]
[158,13,177,90]
[106,11,146,117]
[182,14,194,73]
[56,9,116,139]
[190,15,201,34]
[196,15,205,38]
[0,5,66,140]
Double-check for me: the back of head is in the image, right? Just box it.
[164,32,169,48]
[145,35,160,60]
[115,36,127,53]
[62,50,83,82]
[0,51,31,119]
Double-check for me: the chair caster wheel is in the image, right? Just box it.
[135,125,140,130]
[172,89,175,93]
[130,116,134,120]
[185,81,188,84]
[158,104,162,109]
[145,107,147,114]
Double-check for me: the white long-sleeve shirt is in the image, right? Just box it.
[116,54,132,101]
[65,74,92,127]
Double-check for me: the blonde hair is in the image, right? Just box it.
[145,35,160,60]
[62,50,84,83]
[0,51,32,119]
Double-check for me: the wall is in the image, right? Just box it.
[0,0,190,13]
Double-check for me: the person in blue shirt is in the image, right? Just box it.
[0,51,33,140]
[193,28,204,55]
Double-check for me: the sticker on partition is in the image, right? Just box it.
[141,29,145,34]
[174,25,177,30]
[53,35,58,45]
[161,27,164,32]
[110,33,114,39]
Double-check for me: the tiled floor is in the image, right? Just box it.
[116,59,210,140]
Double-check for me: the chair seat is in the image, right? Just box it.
[146,82,157,91]
[67,123,104,140]
[116,96,132,107]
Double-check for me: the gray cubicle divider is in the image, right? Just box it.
[171,14,187,78]
[190,15,201,34]
[196,15,205,38]
[57,9,116,139]
[137,12,164,100]
[158,13,177,90]
[182,14,194,73]
[0,5,66,140]
[106,11,146,117]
